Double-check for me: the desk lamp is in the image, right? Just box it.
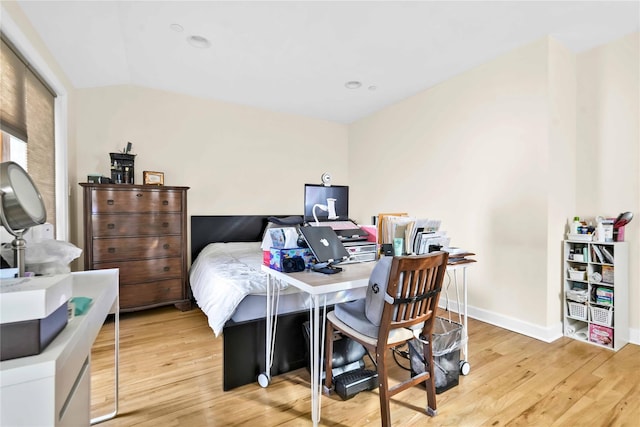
[0,161,47,277]
[313,198,337,226]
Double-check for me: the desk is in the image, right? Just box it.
[261,262,374,426]
[0,269,119,426]
[261,256,475,426]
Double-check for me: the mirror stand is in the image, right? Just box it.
[10,232,26,277]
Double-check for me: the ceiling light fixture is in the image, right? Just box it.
[368,85,377,91]
[170,23,184,32]
[187,35,211,49]
[344,81,362,89]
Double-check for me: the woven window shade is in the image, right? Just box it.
[0,37,56,231]
[0,39,28,142]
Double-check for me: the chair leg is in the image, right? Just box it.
[377,348,392,427]
[423,341,437,416]
[324,320,335,392]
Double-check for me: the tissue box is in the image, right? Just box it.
[589,324,613,348]
[269,247,314,272]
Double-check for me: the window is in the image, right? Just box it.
[1,36,56,231]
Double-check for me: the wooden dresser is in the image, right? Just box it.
[80,183,191,312]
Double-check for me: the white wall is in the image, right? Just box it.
[547,38,577,328]
[349,39,556,340]
[349,34,640,342]
[576,32,640,341]
[73,85,349,265]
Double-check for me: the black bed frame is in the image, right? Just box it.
[190,215,310,391]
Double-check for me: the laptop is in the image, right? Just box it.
[298,226,349,269]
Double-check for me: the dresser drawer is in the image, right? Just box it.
[96,258,183,284]
[119,279,184,309]
[90,188,183,213]
[90,213,182,237]
[92,236,182,262]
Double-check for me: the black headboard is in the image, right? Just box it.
[190,215,297,262]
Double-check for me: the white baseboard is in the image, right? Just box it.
[440,299,640,347]
[439,300,563,344]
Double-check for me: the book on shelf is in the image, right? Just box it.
[599,246,614,264]
[592,245,604,263]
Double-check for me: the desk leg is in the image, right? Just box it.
[309,294,327,427]
[460,267,471,375]
[91,297,119,424]
[259,275,280,388]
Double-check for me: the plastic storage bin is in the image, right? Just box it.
[567,301,588,320]
[590,306,613,326]
[568,270,587,281]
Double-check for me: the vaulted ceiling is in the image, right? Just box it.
[15,1,640,123]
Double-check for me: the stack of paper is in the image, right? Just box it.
[378,214,445,254]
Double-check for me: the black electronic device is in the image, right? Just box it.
[304,184,349,222]
[381,243,394,256]
[311,265,342,275]
[282,256,305,273]
[333,368,379,400]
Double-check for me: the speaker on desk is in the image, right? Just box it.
[282,256,305,273]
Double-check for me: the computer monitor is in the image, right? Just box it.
[304,184,349,223]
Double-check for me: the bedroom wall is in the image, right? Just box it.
[576,32,640,341]
[73,85,349,266]
[348,38,555,340]
[348,34,640,343]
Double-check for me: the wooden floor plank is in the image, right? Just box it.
[91,306,639,426]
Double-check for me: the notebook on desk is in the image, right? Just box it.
[298,226,349,266]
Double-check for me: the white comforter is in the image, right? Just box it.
[189,242,288,337]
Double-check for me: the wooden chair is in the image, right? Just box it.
[324,252,448,426]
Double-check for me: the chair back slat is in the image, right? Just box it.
[379,252,448,339]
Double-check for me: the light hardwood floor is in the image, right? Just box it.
[91,306,639,426]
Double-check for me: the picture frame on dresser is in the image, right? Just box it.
[80,183,191,312]
[143,170,164,185]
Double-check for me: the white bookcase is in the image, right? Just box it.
[563,240,629,351]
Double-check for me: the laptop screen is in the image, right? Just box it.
[303,184,349,222]
[298,226,349,265]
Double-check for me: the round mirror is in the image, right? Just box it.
[0,161,46,232]
[0,161,47,277]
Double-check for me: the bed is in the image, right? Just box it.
[189,215,314,390]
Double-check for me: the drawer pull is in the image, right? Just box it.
[163,244,170,250]
[107,200,114,205]
[136,193,143,198]
[162,200,169,206]
[107,223,115,229]
[162,222,169,228]
[108,248,116,253]
[163,266,170,272]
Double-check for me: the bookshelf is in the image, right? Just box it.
[563,240,628,351]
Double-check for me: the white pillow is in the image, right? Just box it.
[364,256,393,326]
